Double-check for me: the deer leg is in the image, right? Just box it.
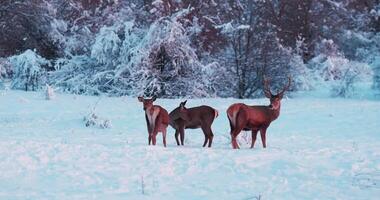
[231,128,243,149]
[202,135,208,147]
[231,112,247,149]
[174,129,180,146]
[162,128,167,148]
[201,125,209,147]
[228,118,234,137]
[179,126,185,146]
[231,126,243,149]
[202,124,214,148]
[208,129,214,148]
[148,134,152,145]
[260,128,267,148]
[152,134,157,145]
[228,118,237,149]
[250,130,258,148]
[152,127,158,146]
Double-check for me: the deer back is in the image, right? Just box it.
[170,105,217,129]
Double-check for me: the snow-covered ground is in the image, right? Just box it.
[0,91,379,199]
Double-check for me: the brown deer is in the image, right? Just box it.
[138,96,169,147]
[227,77,291,149]
[169,100,218,147]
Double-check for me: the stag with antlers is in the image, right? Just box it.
[227,77,291,149]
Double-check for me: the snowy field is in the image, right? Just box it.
[0,90,379,199]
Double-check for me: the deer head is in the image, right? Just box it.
[138,96,157,110]
[263,77,291,110]
[178,100,192,121]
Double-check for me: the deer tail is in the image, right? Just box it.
[227,105,240,128]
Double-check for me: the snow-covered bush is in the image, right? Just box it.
[84,113,112,129]
[83,99,112,129]
[91,25,122,67]
[9,50,49,91]
[308,54,373,97]
[50,56,107,95]
[331,60,372,97]
[116,11,213,97]
[352,32,380,91]
[0,58,12,79]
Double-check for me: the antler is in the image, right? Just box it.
[263,77,273,98]
[278,76,292,95]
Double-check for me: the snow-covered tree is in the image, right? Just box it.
[9,50,49,91]
[91,25,122,67]
[117,11,213,97]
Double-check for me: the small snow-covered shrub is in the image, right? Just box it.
[9,50,49,91]
[84,113,112,129]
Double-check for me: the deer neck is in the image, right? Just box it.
[269,103,281,121]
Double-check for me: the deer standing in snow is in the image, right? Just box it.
[227,77,291,149]
[138,96,169,147]
[169,100,218,147]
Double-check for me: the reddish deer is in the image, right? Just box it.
[169,100,218,147]
[227,77,291,149]
[138,96,169,147]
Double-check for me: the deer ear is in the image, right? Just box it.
[138,96,144,102]
[279,92,284,99]
[180,104,185,111]
[151,96,157,101]
[182,100,187,106]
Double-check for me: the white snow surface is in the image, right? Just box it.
[0,91,379,199]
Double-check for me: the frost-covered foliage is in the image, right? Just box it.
[2,0,379,98]
[351,32,380,91]
[308,54,372,97]
[120,12,212,97]
[91,26,122,67]
[0,58,12,80]
[9,50,49,91]
[51,10,213,97]
[84,113,112,129]
[83,99,112,129]
[50,56,120,95]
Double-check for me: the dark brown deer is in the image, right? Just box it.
[169,100,218,147]
[227,77,291,149]
[138,96,169,147]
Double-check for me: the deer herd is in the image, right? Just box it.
[138,77,291,149]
